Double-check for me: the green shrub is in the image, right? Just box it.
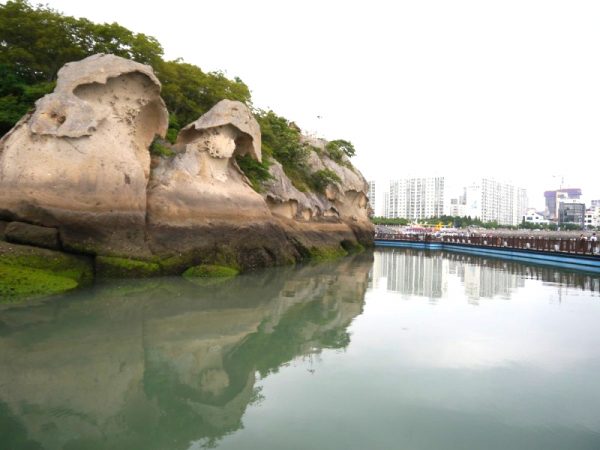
[255,110,314,192]
[150,136,175,157]
[235,154,272,192]
[310,169,341,193]
[0,1,360,198]
[325,139,355,162]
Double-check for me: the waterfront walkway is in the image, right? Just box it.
[375,233,600,271]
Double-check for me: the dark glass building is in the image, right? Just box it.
[558,201,585,227]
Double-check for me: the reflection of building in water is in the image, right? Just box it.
[374,248,600,302]
[445,252,600,297]
[450,258,525,304]
[373,249,448,299]
[373,249,535,302]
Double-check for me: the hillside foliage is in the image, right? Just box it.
[0,0,355,193]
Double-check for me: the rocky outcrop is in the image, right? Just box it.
[263,136,370,223]
[147,100,270,224]
[0,54,372,276]
[4,222,60,250]
[0,54,169,257]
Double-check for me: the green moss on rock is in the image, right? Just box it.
[95,256,162,278]
[308,246,348,262]
[0,241,92,302]
[182,264,239,278]
[340,240,365,254]
[0,263,78,302]
[0,241,93,284]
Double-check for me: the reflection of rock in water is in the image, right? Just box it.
[0,254,371,449]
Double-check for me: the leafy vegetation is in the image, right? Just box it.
[374,215,589,231]
[372,215,515,229]
[235,154,272,192]
[255,110,312,191]
[150,136,175,158]
[310,169,341,193]
[370,217,410,226]
[325,139,355,162]
[0,0,248,138]
[0,0,357,193]
[157,60,251,139]
[424,216,506,229]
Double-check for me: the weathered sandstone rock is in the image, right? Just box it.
[0,220,7,241]
[0,54,373,274]
[147,100,270,225]
[262,136,371,225]
[4,221,60,250]
[0,54,168,256]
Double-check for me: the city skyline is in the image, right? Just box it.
[370,175,598,219]
[372,176,528,223]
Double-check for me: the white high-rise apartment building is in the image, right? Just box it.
[384,177,445,220]
[367,181,376,211]
[451,178,527,226]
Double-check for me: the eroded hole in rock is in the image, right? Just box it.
[176,127,202,146]
[267,197,298,219]
[135,99,167,151]
[49,112,66,124]
[73,72,158,103]
[234,134,253,158]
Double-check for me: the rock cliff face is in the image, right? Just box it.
[0,54,372,273]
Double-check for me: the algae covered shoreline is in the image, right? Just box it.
[0,235,367,303]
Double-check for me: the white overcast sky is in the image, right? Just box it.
[25,0,600,209]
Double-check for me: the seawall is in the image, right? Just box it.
[375,240,600,272]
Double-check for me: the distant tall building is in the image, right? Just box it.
[367,181,376,212]
[585,206,600,228]
[384,177,445,220]
[591,199,600,208]
[544,188,582,220]
[558,200,585,227]
[447,178,527,226]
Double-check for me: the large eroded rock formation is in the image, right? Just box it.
[0,54,372,272]
[148,100,270,224]
[0,54,169,256]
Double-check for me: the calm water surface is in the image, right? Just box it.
[1,249,600,450]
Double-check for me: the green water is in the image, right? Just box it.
[1,249,600,450]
